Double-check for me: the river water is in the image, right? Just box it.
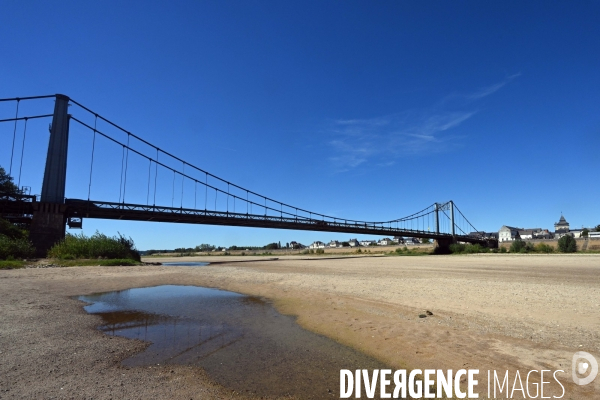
[79,285,386,398]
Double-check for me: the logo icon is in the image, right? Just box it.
[572,351,598,386]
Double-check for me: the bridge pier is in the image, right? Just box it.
[29,94,70,257]
[434,237,456,254]
[487,239,499,249]
[30,203,68,257]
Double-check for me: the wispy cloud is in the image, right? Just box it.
[326,75,519,172]
[466,73,521,101]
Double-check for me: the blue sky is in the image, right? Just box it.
[1,1,599,249]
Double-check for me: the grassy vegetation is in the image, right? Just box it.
[54,258,140,267]
[508,240,558,254]
[48,231,141,261]
[445,241,560,255]
[0,259,26,269]
[301,249,324,255]
[389,246,429,256]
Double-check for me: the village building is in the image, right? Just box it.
[533,229,553,239]
[518,229,540,240]
[498,226,521,242]
[348,238,360,247]
[554,215,570,238]
[378,238,393,246]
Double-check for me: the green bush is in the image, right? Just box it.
[449,243,465,253]
[0,217,28,240]
[0,217,35,260]
[521,242,536,253]
[510,240,526,253]
[315,248,325,254]
[534,243,554,253]
[557,235,577,253]
[48,231,140,261]
[499,247,507,253]
[448,243,490,254]
[0,234,35,260]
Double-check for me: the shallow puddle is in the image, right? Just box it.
[161,262,209,266]
[79,285,386,399]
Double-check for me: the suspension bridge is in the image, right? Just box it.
[0,94,497,256]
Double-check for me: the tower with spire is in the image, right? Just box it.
[554,214,570,234]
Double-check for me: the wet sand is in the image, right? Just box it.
[1,254,599,398]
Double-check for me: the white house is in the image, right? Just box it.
[360,240,376,247]
[309,241,325,249]
[569,229,585,239]
[589,231,600,238]
[348,238,360,247]
[517,229,537,240]
[498,226,521,242]
[328,240,341,248]
[378,238,393,246]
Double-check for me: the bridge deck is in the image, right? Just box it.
[0,197,493,245]
[64,199,490,244]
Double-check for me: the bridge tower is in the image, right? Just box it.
[433,201,457,253]
[29,94,70,257]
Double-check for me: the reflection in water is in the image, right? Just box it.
[79,285,386,399]
[161,262,209,267]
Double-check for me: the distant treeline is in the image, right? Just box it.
[143,242,285,255]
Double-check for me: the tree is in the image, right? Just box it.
[0,166,20,195]
[195,243,215,252]
[594,225,600,232]
[582,228,589,238]
[421,238,430,244]
[557,235,577,253]
[265,242,279,250]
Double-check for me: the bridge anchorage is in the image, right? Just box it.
[0,94,498,256]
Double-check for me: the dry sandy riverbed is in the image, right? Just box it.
[1,254,599,399]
